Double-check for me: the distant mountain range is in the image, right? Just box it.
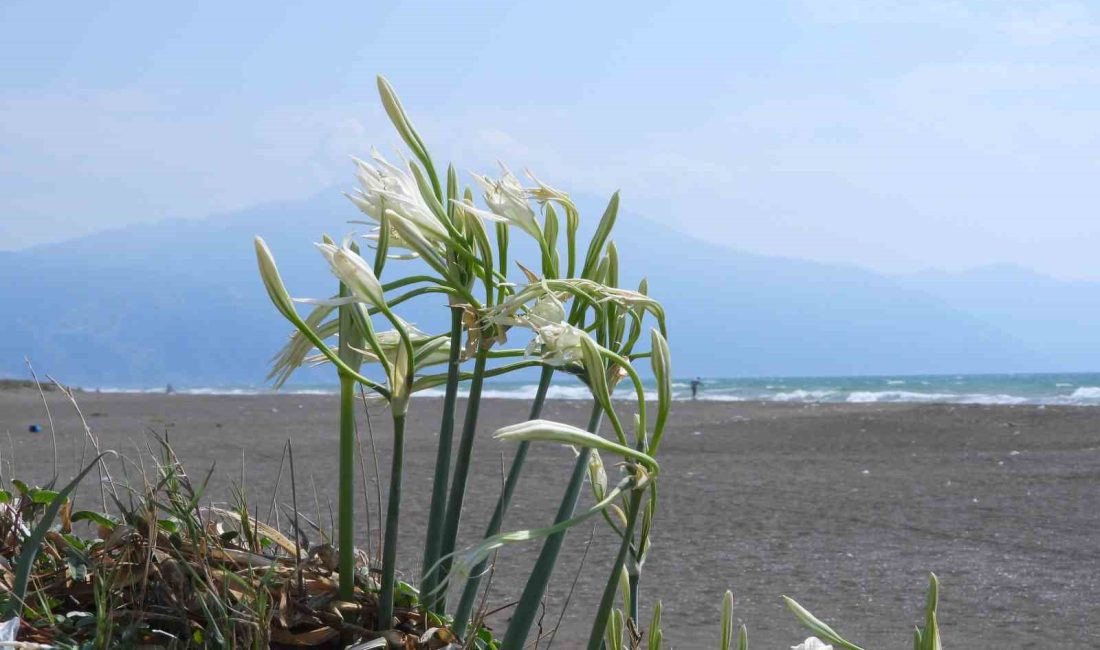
[2,190,1097,387]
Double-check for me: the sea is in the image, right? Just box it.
[98,373,1100,406]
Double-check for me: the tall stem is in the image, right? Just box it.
[501,403,604,649]
[452,366,555,637]
[629,571,640,624]
[378,413,407,628]
[336,280,361,602]
[420,307,465,612]
[435,347,490,610]
[337,373,357,601]
[585,489,643,649]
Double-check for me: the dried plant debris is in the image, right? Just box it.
[0,441,463,649]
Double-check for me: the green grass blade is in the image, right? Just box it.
[5,452,115,618]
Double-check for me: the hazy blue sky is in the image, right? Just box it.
[3,1,1099,279]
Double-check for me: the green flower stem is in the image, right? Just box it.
[451,366,555,637]
[586,488,644,650]
[337,373,358,601]
[337,282,363,602]
[500,403,604,649]
[629,568,640,623]
[435,346,490,610]
[419,307,465,612]
[291,312,388,397]
[413,360,544,392]
[601,347,647,445]
[381,274,449,292]
[378,412,407,628]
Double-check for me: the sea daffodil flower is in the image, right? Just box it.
[315,242,386,308]
[346,149,448,246]
[792,638,833,650]
[525,321,587,367]
[469,164,542,241]
[350,323,450,368]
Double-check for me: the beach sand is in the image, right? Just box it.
[2,389,1098,647]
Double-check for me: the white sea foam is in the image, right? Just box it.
[845,391,1028,405]
[1069,386,1100,400]
[771,389,836,402]
[86,377,1100,406]
[179,387,264,396]
[696,393,751,402]
[846,390,954,403]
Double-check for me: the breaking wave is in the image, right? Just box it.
[91,374,1100,406]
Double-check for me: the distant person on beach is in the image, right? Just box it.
[691,377,703,400]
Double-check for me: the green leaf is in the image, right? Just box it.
[738,624,748,650]
[588,449,608,502]
[594,253,611,286]
[617,565,631,620]
[254,237,297,321]
[720,590,734,650]
[649,329,672,450]
[11,479,30,498]
[579,336,626,445]
[446,164,459,224]
[648,600,663,650]
[494,419,658,476]
[376,75,440,199]
[582,191,619,280]
[29,489,60,505]
[409,161,451,230]
[70,510,120,532]
[605,608,624,650]
[544,203,560,277]
[924,576,941,650]
[925,611,941,650]
[783,596,866,650]
[440,475,635,590]
[462,197,495,302]
[5,452,115,619]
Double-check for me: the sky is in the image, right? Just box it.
[2,0,1099,279]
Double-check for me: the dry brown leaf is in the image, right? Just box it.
[269,625,339,646]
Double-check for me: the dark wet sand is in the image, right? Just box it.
[2,389,1098,648]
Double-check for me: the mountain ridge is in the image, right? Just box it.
[1,189,1093,385]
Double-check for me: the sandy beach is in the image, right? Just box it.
[2,389,1098,647]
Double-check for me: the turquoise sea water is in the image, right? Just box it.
[101,373,1100,406]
